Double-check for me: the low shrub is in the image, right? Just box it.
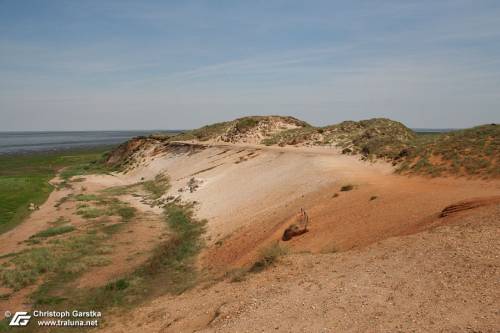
[250,243,288,273]
[340,184,354,192]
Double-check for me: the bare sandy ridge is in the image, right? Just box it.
[142,143,498,270]
[101,142,395,242]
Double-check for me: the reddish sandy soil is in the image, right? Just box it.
[194,145,500,272]
[101,204,500,333]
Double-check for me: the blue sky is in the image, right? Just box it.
[1,0,499,130]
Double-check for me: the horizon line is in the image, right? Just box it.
[0,127,466,133]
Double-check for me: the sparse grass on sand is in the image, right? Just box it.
[49,216,70,226]
[224,243,288,283]
[54,194,72,208]
[75,195,136,222]
[142,173,171,199]
[6,199,206,331]
[30,225,76,239]
[397,124,500,178]
[250,243,288,273]
[101,183,138,196]
[173,121,232,141]
[172,116,307,142]
[226,268,248,283]
[69,202,205,311]
[0,194,136,296]
[74,193,100,201]
[76,206,106,219]
[0,147,110,235]
[0,231,109,292]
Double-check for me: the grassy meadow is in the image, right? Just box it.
[0,147,111,234]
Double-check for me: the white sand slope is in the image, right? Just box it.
[85,141,499,271]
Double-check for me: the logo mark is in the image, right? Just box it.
[9,311,31,326]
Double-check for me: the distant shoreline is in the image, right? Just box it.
[0,128,451,156]
[0,144,117,157]
[0,130,181,155]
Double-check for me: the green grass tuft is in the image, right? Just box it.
[143,174,170,199]
[74,194,99,201]
[250,243,288,273]
[77,207,106,219]
[105,278,129,291]
[115,206,136,222]
[31,225,75,238]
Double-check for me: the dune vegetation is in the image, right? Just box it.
[397,124,500,178]
[112,116,499,178]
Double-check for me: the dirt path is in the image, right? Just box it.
[0,172,167,314]
[0,181,73,256]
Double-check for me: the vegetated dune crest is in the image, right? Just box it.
[108,115,499,178]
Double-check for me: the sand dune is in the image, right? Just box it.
[93,142,500,270]
[1,140,499,332]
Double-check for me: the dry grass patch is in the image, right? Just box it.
[250,243,288,273]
